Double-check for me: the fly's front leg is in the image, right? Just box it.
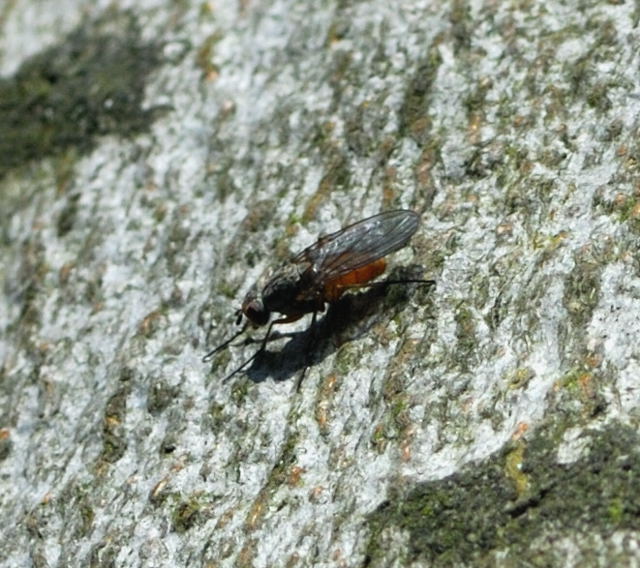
[219,314,302,383]
[255,313,304,355]
[294,310,319,392]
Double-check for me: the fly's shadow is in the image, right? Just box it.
[231,264,434,384]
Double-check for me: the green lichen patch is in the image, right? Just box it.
[146,379,179,415]
[98,368,133,465]
[240,429,302,534]
[592,189,640,235]
[57,484,97,540]
[302,149,351,222]
[5,239,48,339]
[397,46,442,146]
[550,357,609,421]
[453,304,477,371]
[0,10,163,179]
[505,366,535,390]
[56,192,81,237]
[171,493,215,533]
[195,31,223,79]
[366,423,640,566]
[563,251,603,329]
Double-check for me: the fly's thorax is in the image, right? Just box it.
[262,262,319,316]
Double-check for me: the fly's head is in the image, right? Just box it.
[241,284,270,327]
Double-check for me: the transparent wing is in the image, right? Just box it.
[293,210,419,285]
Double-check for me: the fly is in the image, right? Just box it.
[203,209,432,382]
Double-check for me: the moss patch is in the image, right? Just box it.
[0,10,163,179]
[366,422,640,565]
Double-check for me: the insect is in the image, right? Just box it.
[203,209,431,382]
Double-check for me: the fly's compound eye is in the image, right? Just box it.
[243,299,270,326]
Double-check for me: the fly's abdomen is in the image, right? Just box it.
[323,258,387,302]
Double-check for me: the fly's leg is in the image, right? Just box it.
[219,313,303,383]
[202,321,249,363]
[294,310,318,392]
[334,278,435,295]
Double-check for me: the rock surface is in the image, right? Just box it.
[2,1,640,566]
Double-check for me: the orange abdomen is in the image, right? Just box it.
[323,258,387,302]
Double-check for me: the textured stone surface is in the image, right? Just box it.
[2,1,640,566]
